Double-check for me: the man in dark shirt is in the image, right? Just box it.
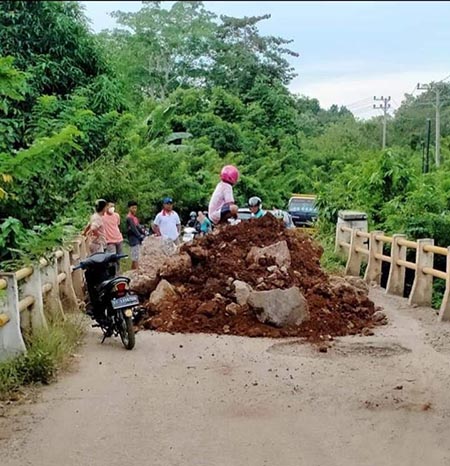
[126,201,145,270]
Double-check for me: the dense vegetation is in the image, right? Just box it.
[1,1,450,266]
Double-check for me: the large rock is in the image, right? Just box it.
[246,240,291,268]
[329,275,367,298]
[149,279,177,309]
[159,253,192,280]
[248,286,309,327]
[344,275,369,294]
[139,236,175,279]
[161,237,178,256]
[124,270,159,296]
[233,280,252,306]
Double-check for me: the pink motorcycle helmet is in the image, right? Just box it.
[220,165,239,185]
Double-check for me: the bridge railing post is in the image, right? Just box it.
[70,239,84,301]
[386,234,407,296]
[364,231,384,285]
[0,273,27,360]
[60,249,79,311]
[335,222,346,256]
[19,264,47,332]
[41,256,64,319]
[409,238,434,307]
[345,228,365,276]
[438,247,450,321]
[79,235,88,261]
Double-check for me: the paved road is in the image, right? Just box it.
[2,287,450,466]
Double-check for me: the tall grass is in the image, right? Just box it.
[0,314,86,399]
[317,231,347,275]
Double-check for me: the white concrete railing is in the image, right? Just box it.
[0,236,88,361]
[335,224,450,321]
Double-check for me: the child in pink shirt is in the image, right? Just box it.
[208,165,240,225]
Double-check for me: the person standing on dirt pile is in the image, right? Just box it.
[126,200,146,270]
[187,211,201,232]
[248,196,266,219]
[153,197,182,243]
[83,199,108,255]
[197,211,212,235]
[208,165,240,225]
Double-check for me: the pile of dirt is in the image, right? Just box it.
[137,214,380,341]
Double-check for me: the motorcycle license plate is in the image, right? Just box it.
[111,295,140,310]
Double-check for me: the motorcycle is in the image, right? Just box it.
[73,252,145,350]
[182,226,199,243]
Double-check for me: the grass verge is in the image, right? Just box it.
[319,233,347,275]
[0,314,86,400]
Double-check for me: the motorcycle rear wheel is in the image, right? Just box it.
[118,315,135,350]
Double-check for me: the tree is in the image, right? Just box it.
[103,1,217,101]
[0,1,111,150]
[210,13,299,96]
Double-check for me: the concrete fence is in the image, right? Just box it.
[0,236,88,361]
[335,219,450,322]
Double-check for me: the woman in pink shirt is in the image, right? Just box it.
[103,201,124,255]
[83,199,108,255]
[208,165,240,225]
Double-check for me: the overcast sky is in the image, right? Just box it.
[80,1,450,117]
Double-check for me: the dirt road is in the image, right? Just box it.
[2,287,450,466]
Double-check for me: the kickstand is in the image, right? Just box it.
[101,332,107,344]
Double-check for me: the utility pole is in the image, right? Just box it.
[425,118,431,173]
[417,82,442,167]
[373,96,391,149]
[421,140,426,173]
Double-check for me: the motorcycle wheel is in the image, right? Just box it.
[118,314,135,350]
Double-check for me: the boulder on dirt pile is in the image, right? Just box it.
[233,280,252,306]
[248,286,309,327]
[344,275,369,294]
[159,253,192,281]
[125,270,159,296]
[138,236,177,278]
[330,275,368,298]
[149,279,177,311]
[246,240,291,268]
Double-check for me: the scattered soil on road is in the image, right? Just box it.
[142,215,376,341]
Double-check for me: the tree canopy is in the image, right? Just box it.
[1,1,450,267]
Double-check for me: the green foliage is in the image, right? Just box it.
[0,56,27,110]
[4,0,450,273]
[0,1,108,99]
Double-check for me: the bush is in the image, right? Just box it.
[0,314,85,399]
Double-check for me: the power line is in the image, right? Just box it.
[438,73,450,83]
[345,97,373,108]
[348,104,375,111]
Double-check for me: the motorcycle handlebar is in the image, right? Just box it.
[71,253,129,272]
